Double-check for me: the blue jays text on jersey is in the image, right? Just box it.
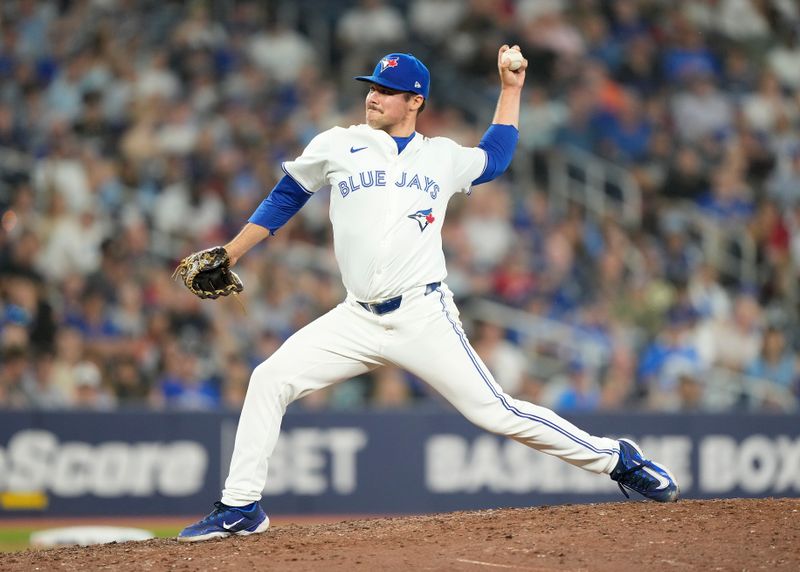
[337,170,440,199]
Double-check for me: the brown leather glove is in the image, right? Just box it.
[172,246,244,300]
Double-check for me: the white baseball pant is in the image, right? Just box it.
[222,283,620,505]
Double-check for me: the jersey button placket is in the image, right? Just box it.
[377,151,399,286]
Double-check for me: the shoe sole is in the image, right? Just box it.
[619,438,681,502]
[177,515,270,543]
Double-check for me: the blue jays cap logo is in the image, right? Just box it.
[354,53,430,99]
[408,208,435,232]
[380,57,399,73]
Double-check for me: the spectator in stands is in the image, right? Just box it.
[491,244,537,306]
[109,282,147,338]
[472,321,528,396]
[518,87,568,155]
[248,20,315,86]
[721,47,759,97]
[671,72,733,142]
[581,12,622,72]
[338,0,407,50]
[86,238,129,304]
[537,220,591,316]
[687,263,732,320]
[767,145,800,206]
[23,351,69,409]
[251,262,307,340]
[63,286,122,359]
[551,360,601,412]
[751,199,790,275]
[661,17,718,83]
[0,300,29,348]
[715,0,772,48]
[615,34,661,96]
[599,347,636,410]
[0,345,32,409]
[155,343,220,410]
[248,329,282,370]
[49,326,85,399]
[767,28,800,90]
[554,86,597,152]
[660,146,710,202]
[513,190,553,268]
[136,50,180,102]
[660,218,702,285]
[36,200,108,282]
[408,0,467,46]
[462,183,515,271]
[596,89,652,164]
[46,54,85,124]
[742,72,797,134]
[697,165,754,224]
[371,366,413,408]
[674,370,705,412]
[571,300,617,368]
[638,305,704,406]
[522,5,584,60]
[172,1,228,52]
[74,90,117,157]
[336,0,407,94]
[108,356,150,407]
[0,264,47,338]
[745,327,798,396]
[696,291,763,371]
[71,360,116,410]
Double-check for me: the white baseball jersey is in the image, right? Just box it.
[220,123,623,508]
[283,124,486,302]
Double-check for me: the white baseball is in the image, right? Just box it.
[501,49,523,71]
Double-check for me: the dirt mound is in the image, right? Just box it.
[3,498,798,571]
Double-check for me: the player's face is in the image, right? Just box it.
[365,84,417,130]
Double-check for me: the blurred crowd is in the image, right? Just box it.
[1,0,799,413]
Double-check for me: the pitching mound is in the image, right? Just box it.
[3,498,799,571]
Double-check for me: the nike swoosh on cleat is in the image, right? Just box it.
[643,465,671,490]
[222,517,245,530]
[350,146,367,153]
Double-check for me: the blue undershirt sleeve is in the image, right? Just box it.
[472,124,519,186]
[248,175,313,235]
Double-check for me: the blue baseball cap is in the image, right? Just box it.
[354,53,430,99]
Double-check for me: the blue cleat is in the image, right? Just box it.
[610,439,680,502]
[177,501,270,542]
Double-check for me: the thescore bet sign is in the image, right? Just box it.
[1,411,798,516]
[0,430,208,498]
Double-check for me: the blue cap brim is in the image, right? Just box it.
[354,75,424,96]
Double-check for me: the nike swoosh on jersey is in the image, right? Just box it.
[350,146,367,153]
[222,517,245,530]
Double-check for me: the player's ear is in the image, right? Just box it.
[410,94,424,112]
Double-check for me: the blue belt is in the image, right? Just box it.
[358,282,440,316]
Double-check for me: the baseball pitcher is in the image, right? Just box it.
[174,46,679,542]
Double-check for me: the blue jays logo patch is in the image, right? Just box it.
[380,57,399,73]
[408,208,435,232]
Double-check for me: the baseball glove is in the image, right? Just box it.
[172,246,244,300]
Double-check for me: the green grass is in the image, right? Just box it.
[0,526,182,553]
[0,528,32,553]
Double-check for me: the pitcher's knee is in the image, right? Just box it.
[250,360,296,404]
[460,402,529,437]
[473,417,517,436]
